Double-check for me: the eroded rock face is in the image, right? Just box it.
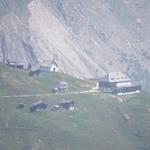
[27,0,106,78]
[0,0,150,88]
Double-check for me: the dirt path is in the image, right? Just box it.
[0,90,99,99]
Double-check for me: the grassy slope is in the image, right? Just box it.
[0,64,150,150]
[0,64,90,96]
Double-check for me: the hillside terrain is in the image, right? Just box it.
[0,64,150,150]
[0,0,150,91]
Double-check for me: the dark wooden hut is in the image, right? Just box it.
[29,101,47,112]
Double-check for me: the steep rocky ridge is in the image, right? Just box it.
[0,0,150,90]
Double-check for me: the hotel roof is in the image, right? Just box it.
[99,72,131,83]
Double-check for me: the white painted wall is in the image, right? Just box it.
[116,82,132,87]
[50,64,59,72]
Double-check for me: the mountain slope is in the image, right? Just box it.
[0,64,150,150]
[0,0,150,89]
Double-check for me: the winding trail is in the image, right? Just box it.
[0,90,99,99]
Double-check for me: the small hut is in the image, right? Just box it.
[39,65,51,72]
[29,101,47,112]
[7,60,24,69]
[29,69,41,77]
[59,100,75,110]
[52,81,69,93]
[16,103,25,109]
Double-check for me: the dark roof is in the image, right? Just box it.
[59,100,74,105]
[16,103,25,108]
[50,60,58,67]
[29,102,47,112]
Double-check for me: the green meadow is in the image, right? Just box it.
[0,64,150,150]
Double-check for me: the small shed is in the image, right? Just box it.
[59,100,75,110]
[39,65,51,72]
[16,103,25,109]
[29,101,47,112]
[29,69,41,76]
[52,81,69,93]
[7,60,24,69]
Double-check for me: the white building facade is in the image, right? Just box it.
[99,72,141,95]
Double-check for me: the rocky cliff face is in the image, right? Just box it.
[0,0,150,89]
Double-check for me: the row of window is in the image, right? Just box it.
[113,85,141,93]
[110,76,128,80]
